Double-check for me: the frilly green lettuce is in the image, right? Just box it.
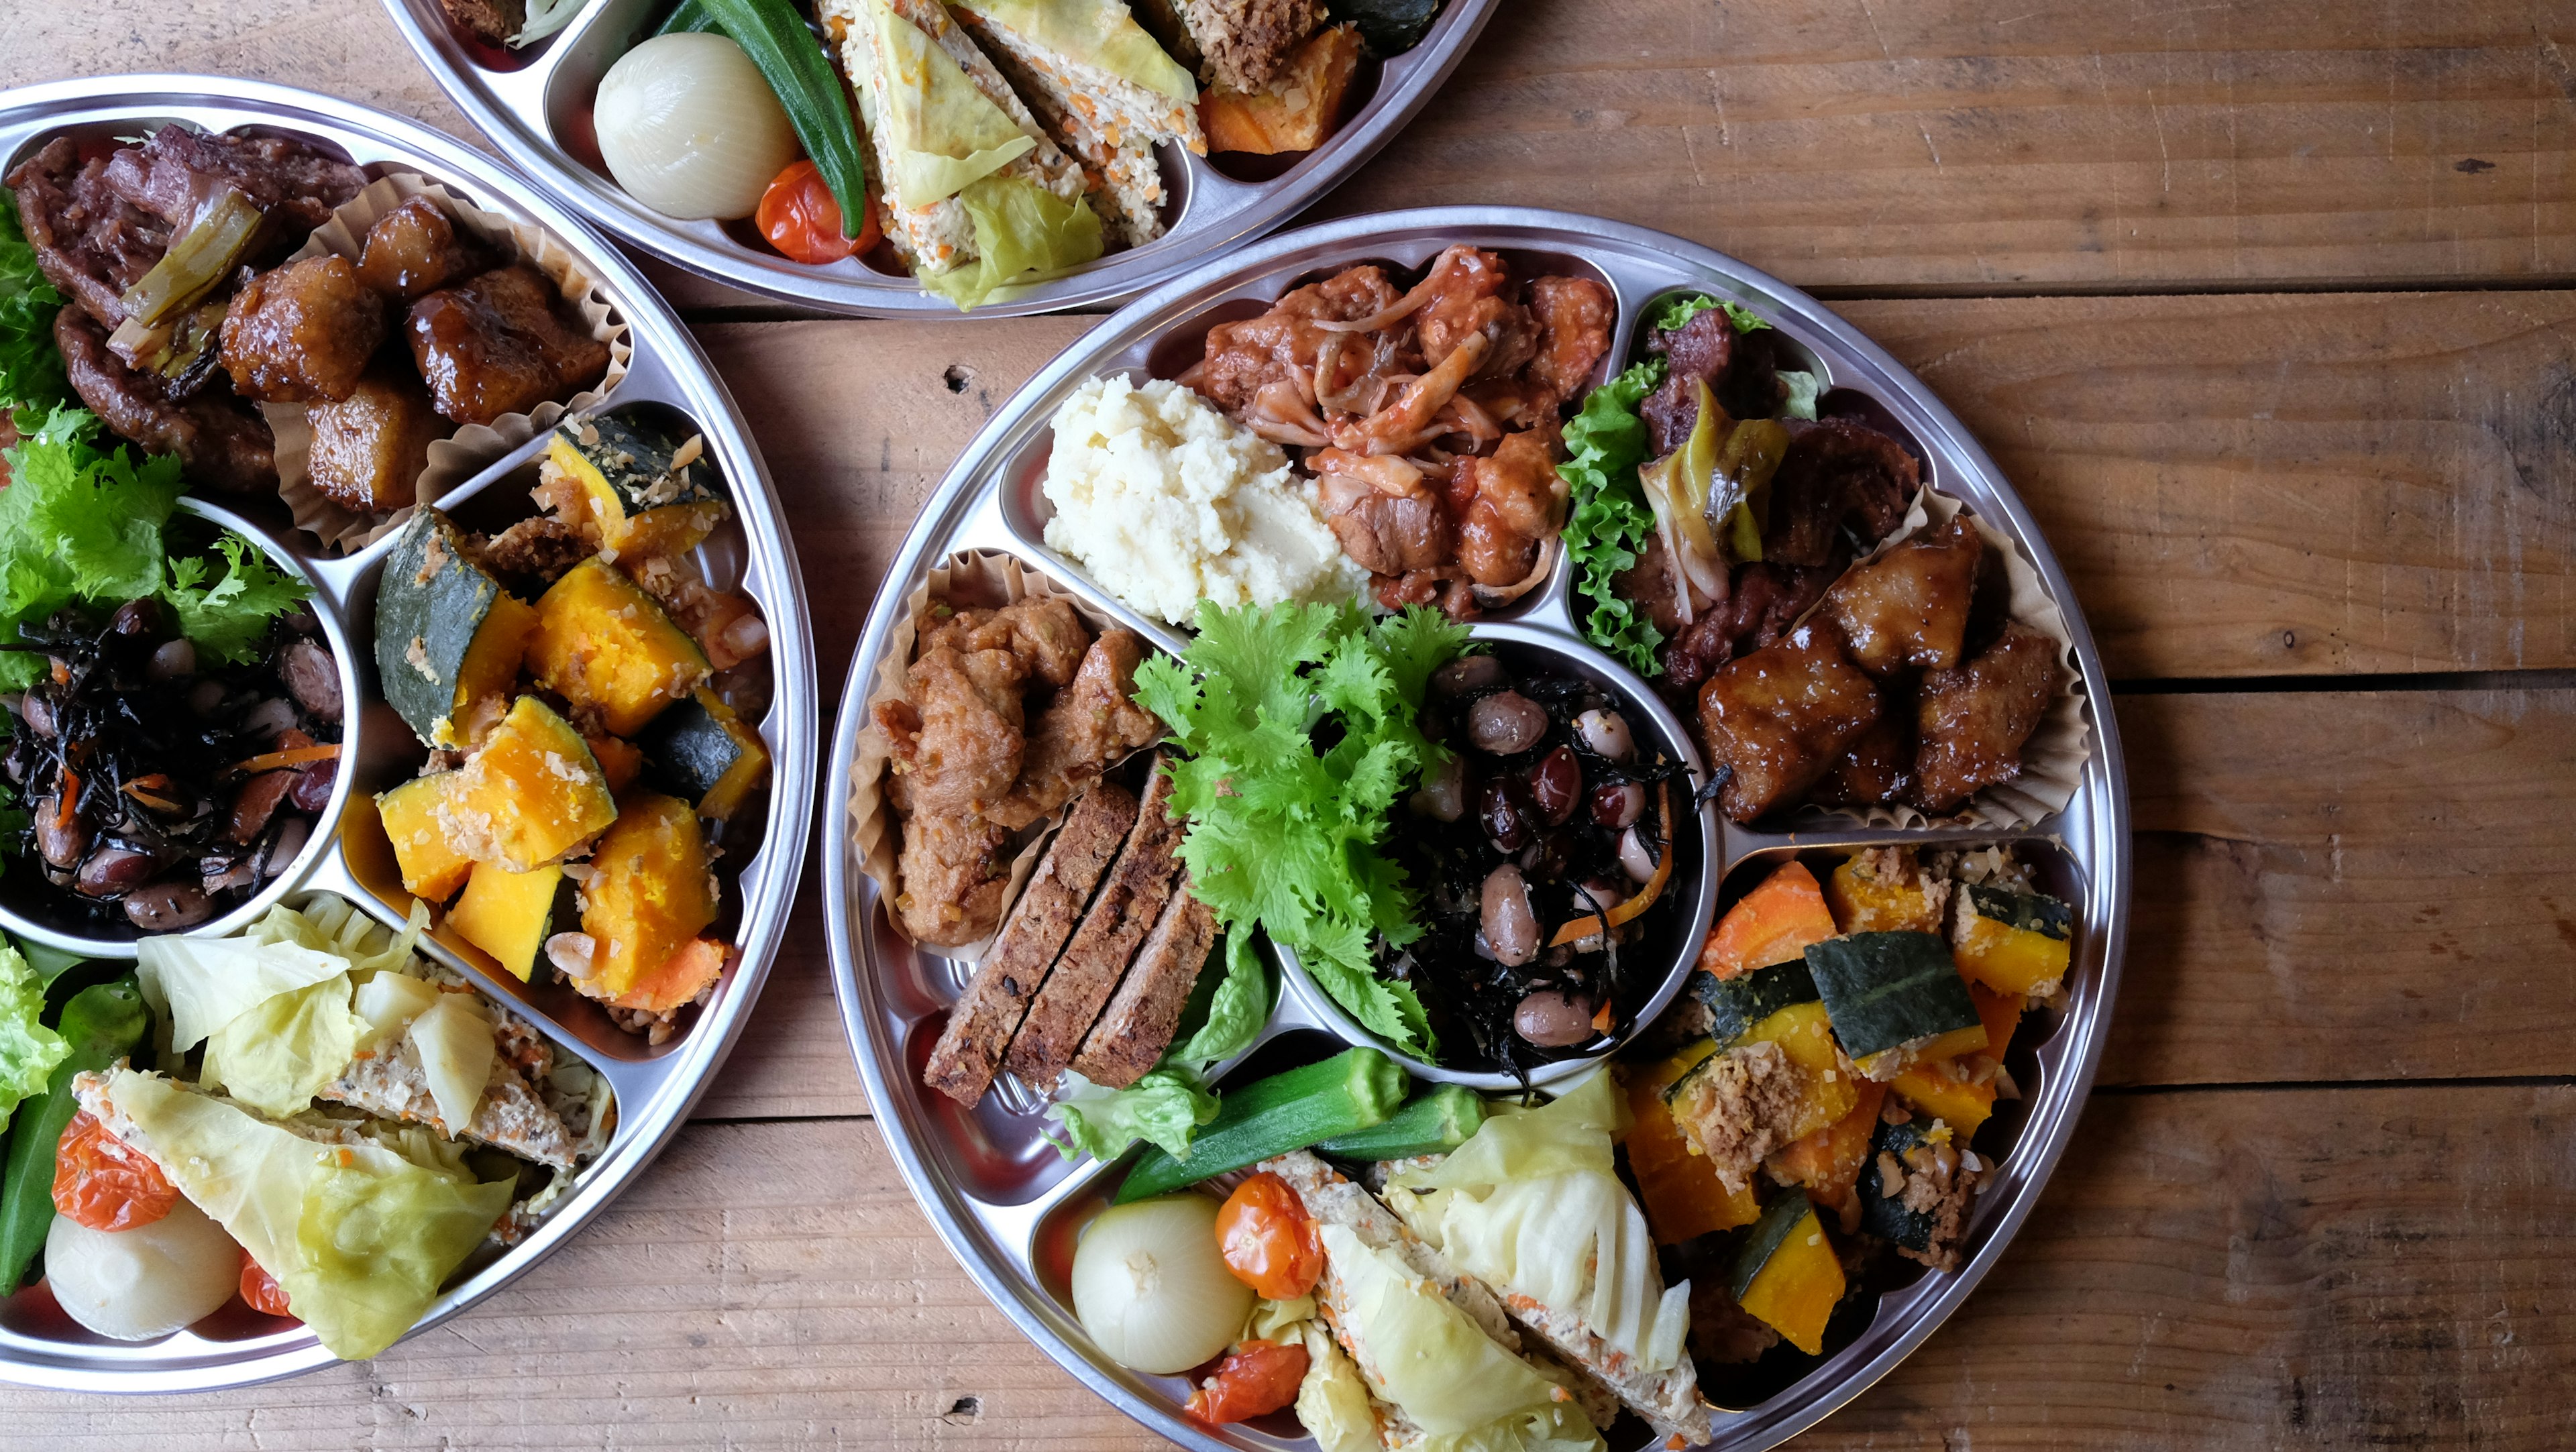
[107,1068,513,1360]
[959,0,1197,100]
[1316,1223,1603,1450]
[916,174,1104,312]
[0,944,67,1132]
[1041,1064,1214,1160]
[1390,1069,1690,1374]
[197,973,362,1119]
[869,0,1038,208]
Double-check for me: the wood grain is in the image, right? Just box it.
[1,1086,2561,1449]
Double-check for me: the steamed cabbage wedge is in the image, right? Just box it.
[1389,1068,1692,1375]
[105,1068,515,1359]
[915,174,1104,311]
[1316,1223,1604,1452]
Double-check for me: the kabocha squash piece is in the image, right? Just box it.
[1857,1110,1982,1272]
[1697,958,1822,1046]
[1663,1001,1856,1196]
[1969,982,2025,1060]
[1729,1196,1846,1356]
[543,414,729,561]
[1951,883,2075,997]
[439,696,619,872]
[643,688,770,820]
[1699,860,1841,980]
[528,557,712,736]
[376,771,472,901]
[449,861,566,982]
[1889,1056,1998,1137]
[586,732,645,794]
[1620,1044,1760,1243]
[1733,1001,1860,1143]
[578,791,719,1005]
[1826,848,1947,934]
[1767,1080,1889,1210]
[616,937,729,1014]
[1805,932,1984,1081]
[374,508,539,748]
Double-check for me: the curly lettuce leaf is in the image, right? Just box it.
[1042,1066,1216,1160]
[1136,602,1468,1056]
[0,943,68,1133]
[916,174,1104,313]
[162,535,311,665]
[1560,361,1667,674]
[0,193,65,421]
[1168,930,1268,1070]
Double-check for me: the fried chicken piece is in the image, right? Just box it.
[1697,624,1881,822]
[1821,513,1984,676]
[1454,427,1562,587]
[1521,274,1614,412]
[893,808,1018,948]
[1911,621,2057,814]
[1767,418,1918,568]
[921,598,1091,688]
[220,255,386,403]
[356,195,494,302]
[406,264,610,425]
[991,630,1164,832]
[886,645,1027,819]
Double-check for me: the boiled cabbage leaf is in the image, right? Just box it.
[960,0,1197,99]
[405,993,495,1136]
[916,174,1104,312]
[1316,1223,1602,1451]
[1389,1068,1690,1373]
[1295,1321,1382,1452]
[197,972,362,1117]
[136,932,348,1054]
[107,1068,514,1360]
[867,0,1038,207]
[0,943,67,1132]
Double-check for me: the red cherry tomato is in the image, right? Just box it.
[52,1110,178,1232]
[756,160,877,266]
[1185,1338,1309,1425]
[1214,1172,1324,1300]
[239,1253,296,1319]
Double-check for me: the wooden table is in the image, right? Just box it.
[5,2,2573,1446]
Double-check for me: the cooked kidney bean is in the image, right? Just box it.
[1432,655,1507,697]
[1514,989,1595,1046]
[1478,773,1529,851]
[1409,752,1466,822]
[1530,828,1580,883]
[280,639,341,722]
[229,772,296,844]
[108,599,161,636]
[123,882,213,931]
[147,638,197,681]
[33,797,87,869]
[1481,865,1541,967]
[74,848,156,899]
[289,757,336,813]
[1591,780,1645,829]
[237,697,299,744]
[1619,826,1660,883]
[1466,691,1549,755]
[1529,746,1582,824]
[1575,708,1634,763]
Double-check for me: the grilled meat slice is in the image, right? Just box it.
[1071,882,1219,1088]
[1002,763,1186,1085]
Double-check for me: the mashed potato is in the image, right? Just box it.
[1042,375,1364,625]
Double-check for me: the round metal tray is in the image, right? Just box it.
[380,0,1501,317]
[0,74,817,1391]
[827,207,2132,1450]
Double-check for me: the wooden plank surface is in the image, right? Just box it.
[2,1085,2563,1449]
[10,1,2576,296]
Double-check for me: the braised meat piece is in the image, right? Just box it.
[55,308,274,494]
[1521,274,1615,412]
[356,196,492,302]
[1810,712,1913,807]
[405,264,610,425]
[1657,552,1849,697]
[101,125,364,239]
[437,0,527,49]
[6,138,170,328]
[1697,624,1881,822]
[1316,451,1450,577]
[220,256,384,403]
[1911,621,2057,814]
[1640,306,1734,455]
[1766,418,1917,568]
[1454,427,1562,587]
[1415,247,1536,384]
[1821,513,1984,676]
[994,629,1165,832]
[305,353,443,513]
[1181,264,1402,416]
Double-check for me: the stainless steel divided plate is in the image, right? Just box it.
[826,207,2131,1450]
[382,0,1501,316]
[0,74,816,1391]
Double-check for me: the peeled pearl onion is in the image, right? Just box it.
[595,33,798,221]
[45,1200,241,1341]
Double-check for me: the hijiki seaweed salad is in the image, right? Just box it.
[863,251,2095,1445]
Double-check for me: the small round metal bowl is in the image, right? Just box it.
[0,496,362,960]
[379,0,1503,317]
[828,207,2130,1451]
[0,74,816,1393]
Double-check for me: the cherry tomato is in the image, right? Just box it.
[1185,1338,1309,1425]
[239,1253,296,1319]
[52,1110,178,1232]
[1214,1172,1324,1300]
[756,160,877,266]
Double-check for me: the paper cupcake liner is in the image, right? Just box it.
[1786,488,2092,832]
[266,172,634,553]
[849,549,1154,964]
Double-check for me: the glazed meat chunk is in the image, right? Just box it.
[56,308,275,494]
[1697,624,1882,822]
[994,629,1165,831]
[306,354,445,512]
[356,195,492,302]
[221,256,385,403]
[1766,418,1919,568]
[1182,264,1402,417]
[1911,621,2058,814]
[1810,712,1913,808]
[1821,512,1984,676]
[405,264,610,425]
[1414,247,1536,382]
[1454,427,1562,587]
[102,125,365,237]
[1522,274,1614,412]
